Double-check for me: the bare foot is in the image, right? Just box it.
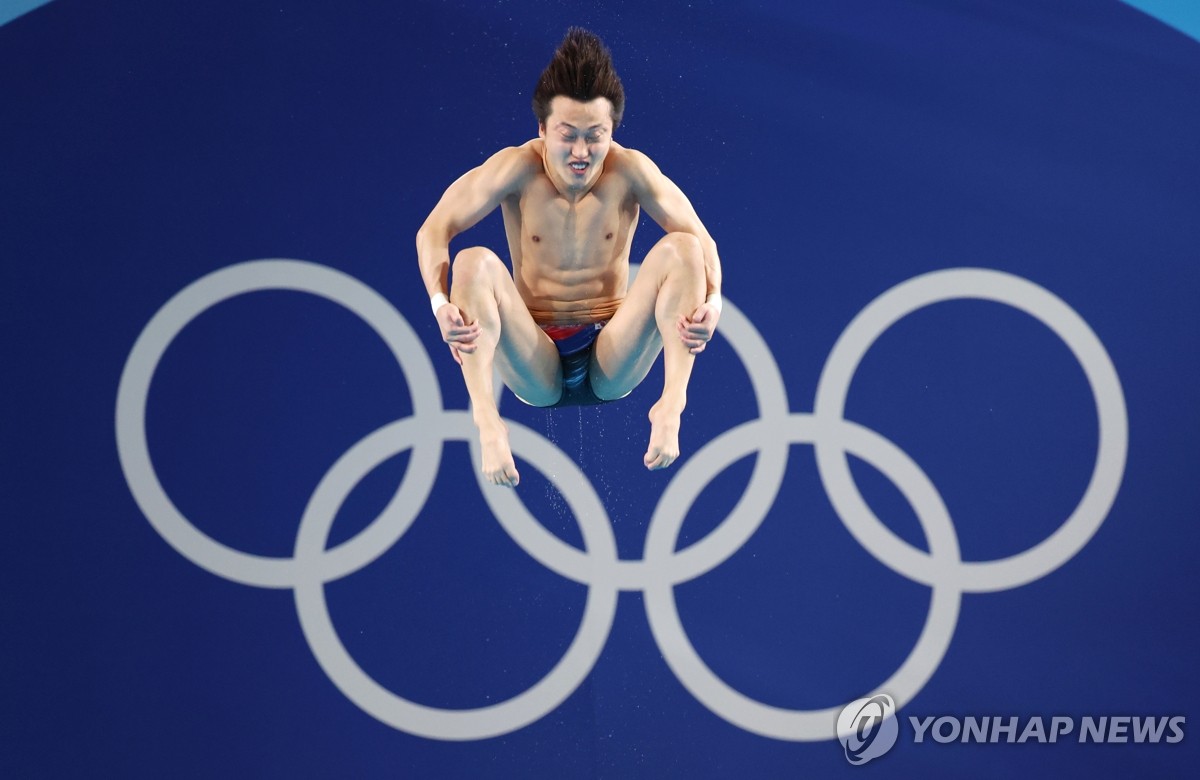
[644,399,683,470]
[479,421,520,487]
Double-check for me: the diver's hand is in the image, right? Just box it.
[677,302,720,355]
[436,302,480,365]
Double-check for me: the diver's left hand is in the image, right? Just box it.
[677,302,720,354]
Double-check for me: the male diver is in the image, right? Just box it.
[417,28,722,487]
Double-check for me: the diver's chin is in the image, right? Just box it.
[565,162,594,187]
[561,172,588,191]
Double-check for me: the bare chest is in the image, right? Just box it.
[515,178,632,267]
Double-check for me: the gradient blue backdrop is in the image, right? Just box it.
[2,1,1197,777]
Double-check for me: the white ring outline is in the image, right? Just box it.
[292,410,619,741]
[114,259,445,588]
[643,415,961,741]
[813,269,1128,592]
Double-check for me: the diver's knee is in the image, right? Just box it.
[451,246,504,284]
[653,232,704,273]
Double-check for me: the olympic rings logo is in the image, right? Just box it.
[115,259,1127,742]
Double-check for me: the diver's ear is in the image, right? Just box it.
[537,122,546,139]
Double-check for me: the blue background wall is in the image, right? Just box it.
[2,0,1198,776]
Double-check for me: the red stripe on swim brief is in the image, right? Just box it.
[541,323,591,342]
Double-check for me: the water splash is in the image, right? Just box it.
[542,408,568,521]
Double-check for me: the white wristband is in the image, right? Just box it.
[705,292,723,313]
[430,292,450,316]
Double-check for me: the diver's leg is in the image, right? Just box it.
[450,247,561,487]
[590,232,706,469]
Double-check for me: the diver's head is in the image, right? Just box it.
[532,28,624,129]
[533,28,624,192]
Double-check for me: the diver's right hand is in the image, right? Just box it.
[435,302,480,365]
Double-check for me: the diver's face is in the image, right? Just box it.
[539,96,614,192]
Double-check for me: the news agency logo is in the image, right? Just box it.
[837,695,899,765]
[908,715,1186,744]
[835,706,1187,766]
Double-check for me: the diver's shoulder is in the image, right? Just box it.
[605,142,658,180]
[512,138,544,160]
[481,141,542,179]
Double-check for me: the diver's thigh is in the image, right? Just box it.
[494,302,563,407]
[589,272,663,400]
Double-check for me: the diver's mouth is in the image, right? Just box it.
[568,161,589,174]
